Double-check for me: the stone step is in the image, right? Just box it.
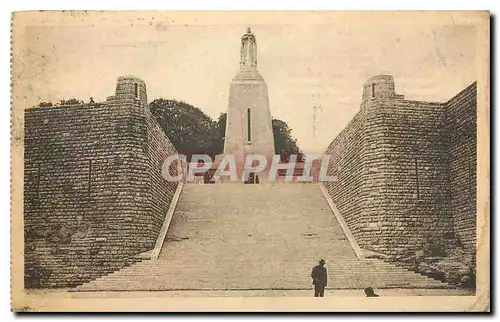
[77,281,449,291]
[112,265,410,272]
[98,275,443,285]
[131,258,398,264]
[102,266,432,275]
[115,266,404,272]
[83,280,446,288]
[78,280,447,289]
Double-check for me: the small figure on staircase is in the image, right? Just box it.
[311,259,328,297]
[364,286,379,297]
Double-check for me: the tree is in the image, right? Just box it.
[272,118,304,162]
[212,113,227,156]
[60,98,84,105]
[36,98,89,108]
[37,102,53,108]
[149,99,217,160]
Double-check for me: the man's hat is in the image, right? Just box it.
[319,259,326,264]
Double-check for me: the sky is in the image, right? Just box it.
[16,12,482,154]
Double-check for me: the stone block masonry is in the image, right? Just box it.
[24,76,178,288]
[446,82,477,251]
[324,75,477,285]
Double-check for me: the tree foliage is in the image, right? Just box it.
[272,118,303,162]
[36,98,85,108]
[150,99,218,159]
[212,113,227,156]
[37,102,54,108]
[60,98,84,106]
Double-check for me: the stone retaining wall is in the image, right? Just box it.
[24,76,178,288]
[324,76,477,286]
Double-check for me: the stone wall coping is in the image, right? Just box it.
[150,182,184,260]
[319,182,365,259]
[445,81,477,105]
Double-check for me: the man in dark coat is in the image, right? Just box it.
[311,259,328,297]
[364,287,379,297]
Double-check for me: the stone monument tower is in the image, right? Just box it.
[221,27,275,181]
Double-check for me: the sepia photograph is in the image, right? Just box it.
[10,11,489,312]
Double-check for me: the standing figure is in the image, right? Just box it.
[364,287,379,297]
[311,259,328,297]
[240,27,257,68]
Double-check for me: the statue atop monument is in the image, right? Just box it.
[240,27,257,68]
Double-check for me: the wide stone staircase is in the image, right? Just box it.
[76,184,450,291]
